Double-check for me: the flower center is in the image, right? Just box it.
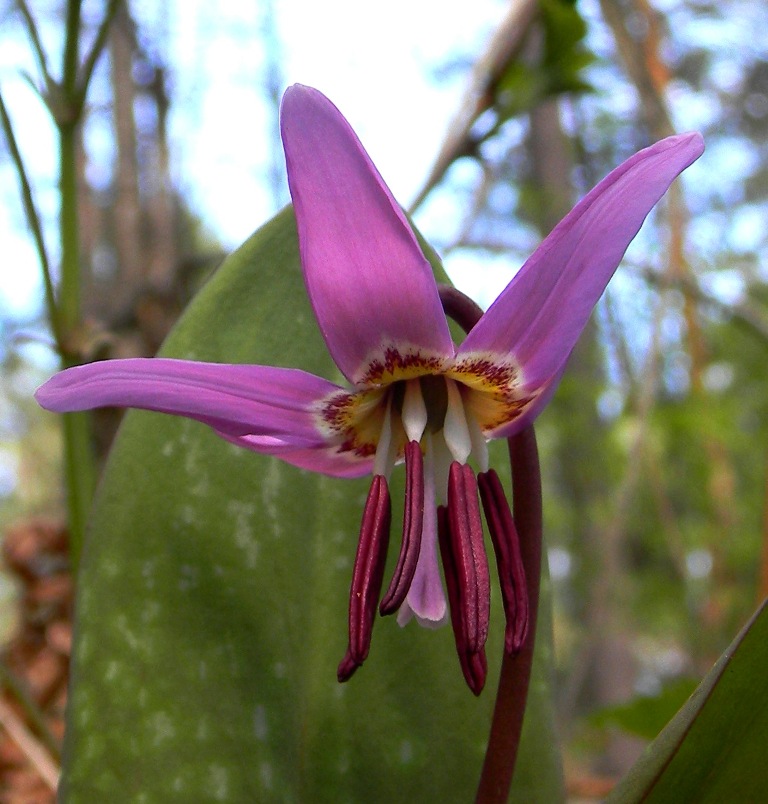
[366,374,489,483]
[317,353,536,473]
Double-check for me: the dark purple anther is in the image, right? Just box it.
[338,474,392,682]
[464,648,488,697]
[380,441,424,615]
[437,504,487,695]
[437,504,464,653]
[447,462,491,655]
[478,469,529,655]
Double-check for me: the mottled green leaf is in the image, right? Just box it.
[609,600,768,803]
[60,207,563,802]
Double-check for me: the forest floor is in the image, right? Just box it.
[0,518,69,803]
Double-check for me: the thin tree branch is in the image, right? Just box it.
[597,0,672,137]
[0,698,60,792]
[640,268,768,349]
[0,89,63,350]
[62,0,82,100]
[409,0,539,212]
[0,662,62,762]
[77,0,123,106]
[14,0,52,89]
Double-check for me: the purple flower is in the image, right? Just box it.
[36,85,703,693]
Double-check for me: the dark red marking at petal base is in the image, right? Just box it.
[360,346,444,385]
[447,462,491,655]
[478,469,529,655]
[337,474,391,682]
[380,441,424,615]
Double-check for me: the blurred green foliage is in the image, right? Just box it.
[5,0,768,796]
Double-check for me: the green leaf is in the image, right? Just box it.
[60,207,563,802]
[608,600,768,803]
[484,0,594,135]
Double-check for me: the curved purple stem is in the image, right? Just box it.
[438,284,485,335]
[438,283,543,803]
[475,428,542,803]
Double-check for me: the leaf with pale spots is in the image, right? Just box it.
[60,207,563,802]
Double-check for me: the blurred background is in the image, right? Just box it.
[1,0,767,799]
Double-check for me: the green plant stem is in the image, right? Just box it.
[58,123,81,336]
[57,0,94,566]
[57,119,96,567]
[475,427,543,803]
[62,0,82,100]
[10,0,120,564]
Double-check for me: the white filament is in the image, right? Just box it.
[431,433,453,507]
[467,412,489,473]
[401,379,427,443]
[443,379,472,464]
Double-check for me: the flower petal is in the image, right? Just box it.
[35,358,340,445]
[215,432,374,479]
[281,85,453,384]
[459,133,704,387]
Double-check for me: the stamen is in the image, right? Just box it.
[478,469,528,654]
[338,474,391,682]
[467,412,489,473]
[437,505,487,695]
[443,379,472,463]
[462,648,488,697]
[437,505,464,650]
[380,441,424,615]
[402,379,427,442]
[447,462,491,653]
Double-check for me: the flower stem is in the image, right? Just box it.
[475,427,542,803]
[437,284,545,799]
[438,284,484,335]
